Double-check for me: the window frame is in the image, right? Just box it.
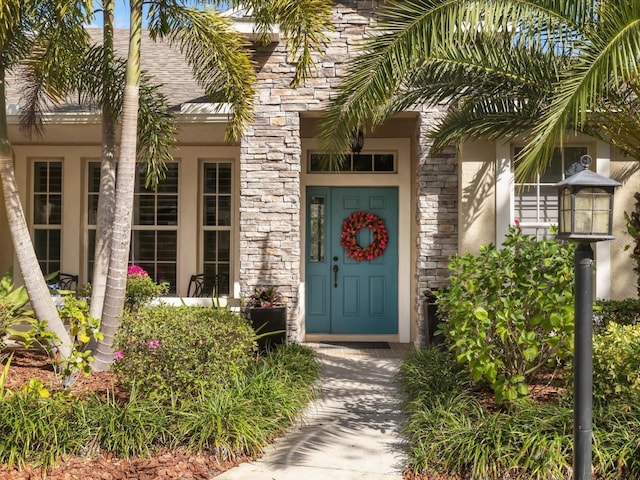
[31,158,63,276]
[85,160,180,292]
[511,145,589,239]
[199,159,235,297]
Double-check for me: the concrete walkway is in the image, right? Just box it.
[214,343,411,480]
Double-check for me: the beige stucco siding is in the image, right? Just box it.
[458,140,496,254]
[610,150,640,300]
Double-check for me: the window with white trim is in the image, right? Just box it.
[513,146,587,239]
[87,162,179,293]
[308,152,396,173]
[32,160,62,275]
[201,161,232,296]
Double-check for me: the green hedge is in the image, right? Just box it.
[112,305,256,399]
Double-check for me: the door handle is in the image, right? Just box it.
[332,264,339,288]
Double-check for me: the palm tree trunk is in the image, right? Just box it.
[0,68,72,358]
[89,0,117,321]
[93,2,143,371]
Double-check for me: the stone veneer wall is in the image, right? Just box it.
[415,113,459,347]
[239,1,380,341]
[239,0,458,343]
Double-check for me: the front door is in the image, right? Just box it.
[306,187,398,334]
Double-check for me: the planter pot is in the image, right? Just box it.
[422,300,444,347]
[249,306,287,351]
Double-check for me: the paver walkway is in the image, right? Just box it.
[214,343,411,480]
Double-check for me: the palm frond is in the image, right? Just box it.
[515,1,640,181]
[148,5,256,142]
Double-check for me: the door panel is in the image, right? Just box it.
[306,187,398,334]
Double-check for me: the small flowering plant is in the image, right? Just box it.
[125,265,169,310]
[247,286,283,309]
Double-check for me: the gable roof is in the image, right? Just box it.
[5,28,216,115]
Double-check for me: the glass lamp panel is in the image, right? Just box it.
[574,187,610,234]
[560,188,572,234]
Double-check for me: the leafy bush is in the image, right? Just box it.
[0,270,36,352]
[112,306,256,399]
[125,266,168,310]
[594,298,640,333]
[438,227,575,402]
[592,322,640,406]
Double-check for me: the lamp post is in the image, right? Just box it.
[555,155,621,480]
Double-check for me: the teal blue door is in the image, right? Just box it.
[306,187,398,334]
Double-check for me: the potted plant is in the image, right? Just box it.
[247,286,286,351]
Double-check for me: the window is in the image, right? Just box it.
[202,162,233,296]
[308,153,396,173]
[513,146,587,238]
[87,162,179,292]
[32,160,62,275]
[308,196,325,263]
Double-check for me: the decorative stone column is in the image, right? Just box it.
[414,110,459,347]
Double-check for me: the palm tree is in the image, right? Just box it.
[320,0,640,181]
[92,0,334,370]
[72,0,177,322]
[0,0,93,359]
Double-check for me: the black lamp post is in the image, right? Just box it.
[554,155,621,480]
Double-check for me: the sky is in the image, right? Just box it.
[89,1,230,28]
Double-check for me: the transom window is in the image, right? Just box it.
[32,160,62,275]
[513,146,588,239]
[87,162,179,292]
[308,152,396,173]
[201,161,233,296]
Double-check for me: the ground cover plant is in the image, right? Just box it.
[401,349,640,479]
[0,303,320,479]
[403,229,640,479]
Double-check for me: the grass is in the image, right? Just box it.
[400,347,640,479]
[0,343,320,470]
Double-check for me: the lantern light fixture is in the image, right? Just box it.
[555,155,621,242]
[349,128,364,156]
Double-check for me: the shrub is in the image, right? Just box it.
[0,270,36,353]
[593,298,640,333]
[112,306,256,399]
[592,322,640,406]
[125,265,169,310]
[438,227,575,402]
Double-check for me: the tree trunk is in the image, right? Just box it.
[0,69,73,358]
[93,2,143,371]
[89,0,117,321]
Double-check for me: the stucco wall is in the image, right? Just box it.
[610,150,640,300]
[458,140,496,254]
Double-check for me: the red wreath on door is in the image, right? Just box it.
[340,211,388,261]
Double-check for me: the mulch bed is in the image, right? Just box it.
[0,348,244,480]
[1,348,567,480]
